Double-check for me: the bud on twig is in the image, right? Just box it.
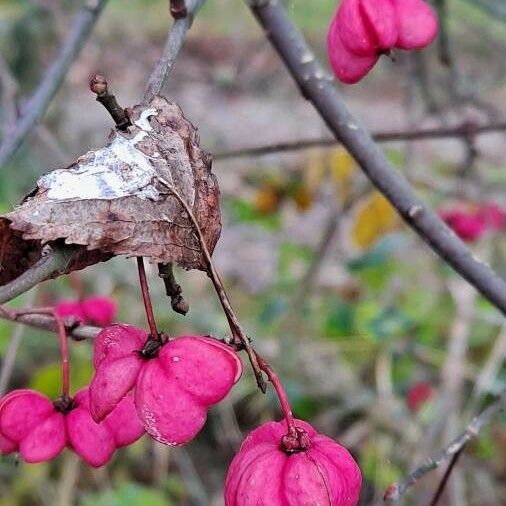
[89,74,131,131]
[170,0,187,19]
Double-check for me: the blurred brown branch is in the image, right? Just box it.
[384,391,506,502]
[0,0,109,169]
[214,121,506,160]
[143,0,207,104]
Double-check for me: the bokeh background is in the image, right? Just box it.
[0,0,505,505]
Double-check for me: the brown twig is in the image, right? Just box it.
[0,0,109,168]
[213,121,506,160]
[245,0,506,316]
[158,263,189,315]
[428,449,465,506]
[435,0,453,67]
[157,177,266,392]
[143,0,207,104]
[89,74,131,130]
[384,391,506,502]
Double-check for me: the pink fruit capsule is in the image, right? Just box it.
[89,326,243,447]
[327,0,438,83]
[394,0,439,50]
[336,0,398,56]
[225,419,362,506]
[0,387,144,467]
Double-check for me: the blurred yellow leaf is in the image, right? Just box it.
[352,192,399,249]
[304,150,327,194]
[292,186,314,212]
[329,148,356,202]
[252,185,283,214]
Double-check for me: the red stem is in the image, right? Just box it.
[136,257,159,338]
[256,353,297,436]
[2,305,71,397]
[53,311,70,398]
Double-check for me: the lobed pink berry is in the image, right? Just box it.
[327,0,438,83]
[225,419,362,506]
[89,325,243,446]
[0,387,143,467]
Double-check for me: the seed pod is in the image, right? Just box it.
[89,326,243,446]
[225,419,362,506]
[327,0,438,83]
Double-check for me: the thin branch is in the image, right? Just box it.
[428,449,465,506]
[384,391,506,502]
[0,0,109,169]
[213,121,506,160]
[0,311,100,341]
[245,0,506,315]
[0,244,78,305]
[435,0,453,67]
[143,0,207,104]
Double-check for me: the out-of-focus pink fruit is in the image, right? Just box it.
[81,296,117,326]
[327,0,438,83]
[406,381,433,413]
[89,325,243,446]
[225,419,362,506]
[55,296,117,326]
[55,300,86,324]
[440,202,505,242]
[440,208,486,242]
[479,203,505,232]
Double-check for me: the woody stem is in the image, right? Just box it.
[137,257,159,338]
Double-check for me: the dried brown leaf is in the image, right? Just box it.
[1,96,221,281]
[0,219,42,285]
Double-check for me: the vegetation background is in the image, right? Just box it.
[0,0,504,504]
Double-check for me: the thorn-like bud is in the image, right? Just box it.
[90,74,108,95]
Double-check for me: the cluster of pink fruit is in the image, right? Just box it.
[327,0,438,83]
[0,299,362,505]
[439,202,505,243]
